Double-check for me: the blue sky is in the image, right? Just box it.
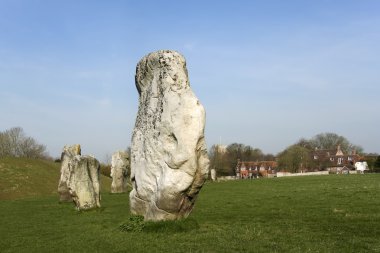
[0,0,379,160]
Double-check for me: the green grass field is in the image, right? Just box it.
[0,158,379,252]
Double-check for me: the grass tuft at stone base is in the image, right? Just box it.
[119,215,145,232]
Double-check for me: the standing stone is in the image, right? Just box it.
[58,144,81,202]
[111,151,130,193]
[67,155,101,210]
[130,50,210,221]
[210,168,217,181]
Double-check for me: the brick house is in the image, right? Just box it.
[311,145,362,172]
[235,160,277,179]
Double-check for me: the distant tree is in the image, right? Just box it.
[226,143,244,158]
[100,163,112,178]
[19,136,47,158]
[374,156,380,171]
[277,145,313,173]
[295,138,314,150]
[0,127,22,157]
[225,143,255,171]
[0,127,49,159]
[104,153,112,165]
[364,154,379,171]
[225,143,244,173]
[208,143,271,176]
[0,132,10,157]
[209,144,230,176]
[250,148,265,161]
[309,132,363,154]
[242,145,253,161]
[263,153,276,161]
[278,132,364,171]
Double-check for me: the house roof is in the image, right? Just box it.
[237,160,277,169]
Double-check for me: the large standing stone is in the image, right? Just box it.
[130,50,210,221]
[58,144,81,202]
[111,151,130,193]
[67,155,101,210]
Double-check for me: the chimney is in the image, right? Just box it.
[336,144,344,156]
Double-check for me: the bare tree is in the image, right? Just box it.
[0,127,48,159]
[208,143,271,176]
[310,133,363,154]
[5,127,24,156]
[104,153,112,165]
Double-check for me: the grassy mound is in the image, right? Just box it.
[0,168,379,252]
[0,157,111,200]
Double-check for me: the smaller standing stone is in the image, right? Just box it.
[58,144,81,202]
[210,168,217,181]
[111,151,130,193]
[67,155,101,210]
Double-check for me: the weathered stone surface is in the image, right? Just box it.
[130,50,210,221]
[210,168,217,181]
[111,151,130,193]
[67,155,101,210]
[58,144,81,202]
[58,144,101,210]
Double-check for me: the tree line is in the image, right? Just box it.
[2,127,379,174]
[209,132,380,175]
[277,133,363,172]
[0,127,49,159]
[209,143,275,176]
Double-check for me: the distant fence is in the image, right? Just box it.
[276,171,329,177]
